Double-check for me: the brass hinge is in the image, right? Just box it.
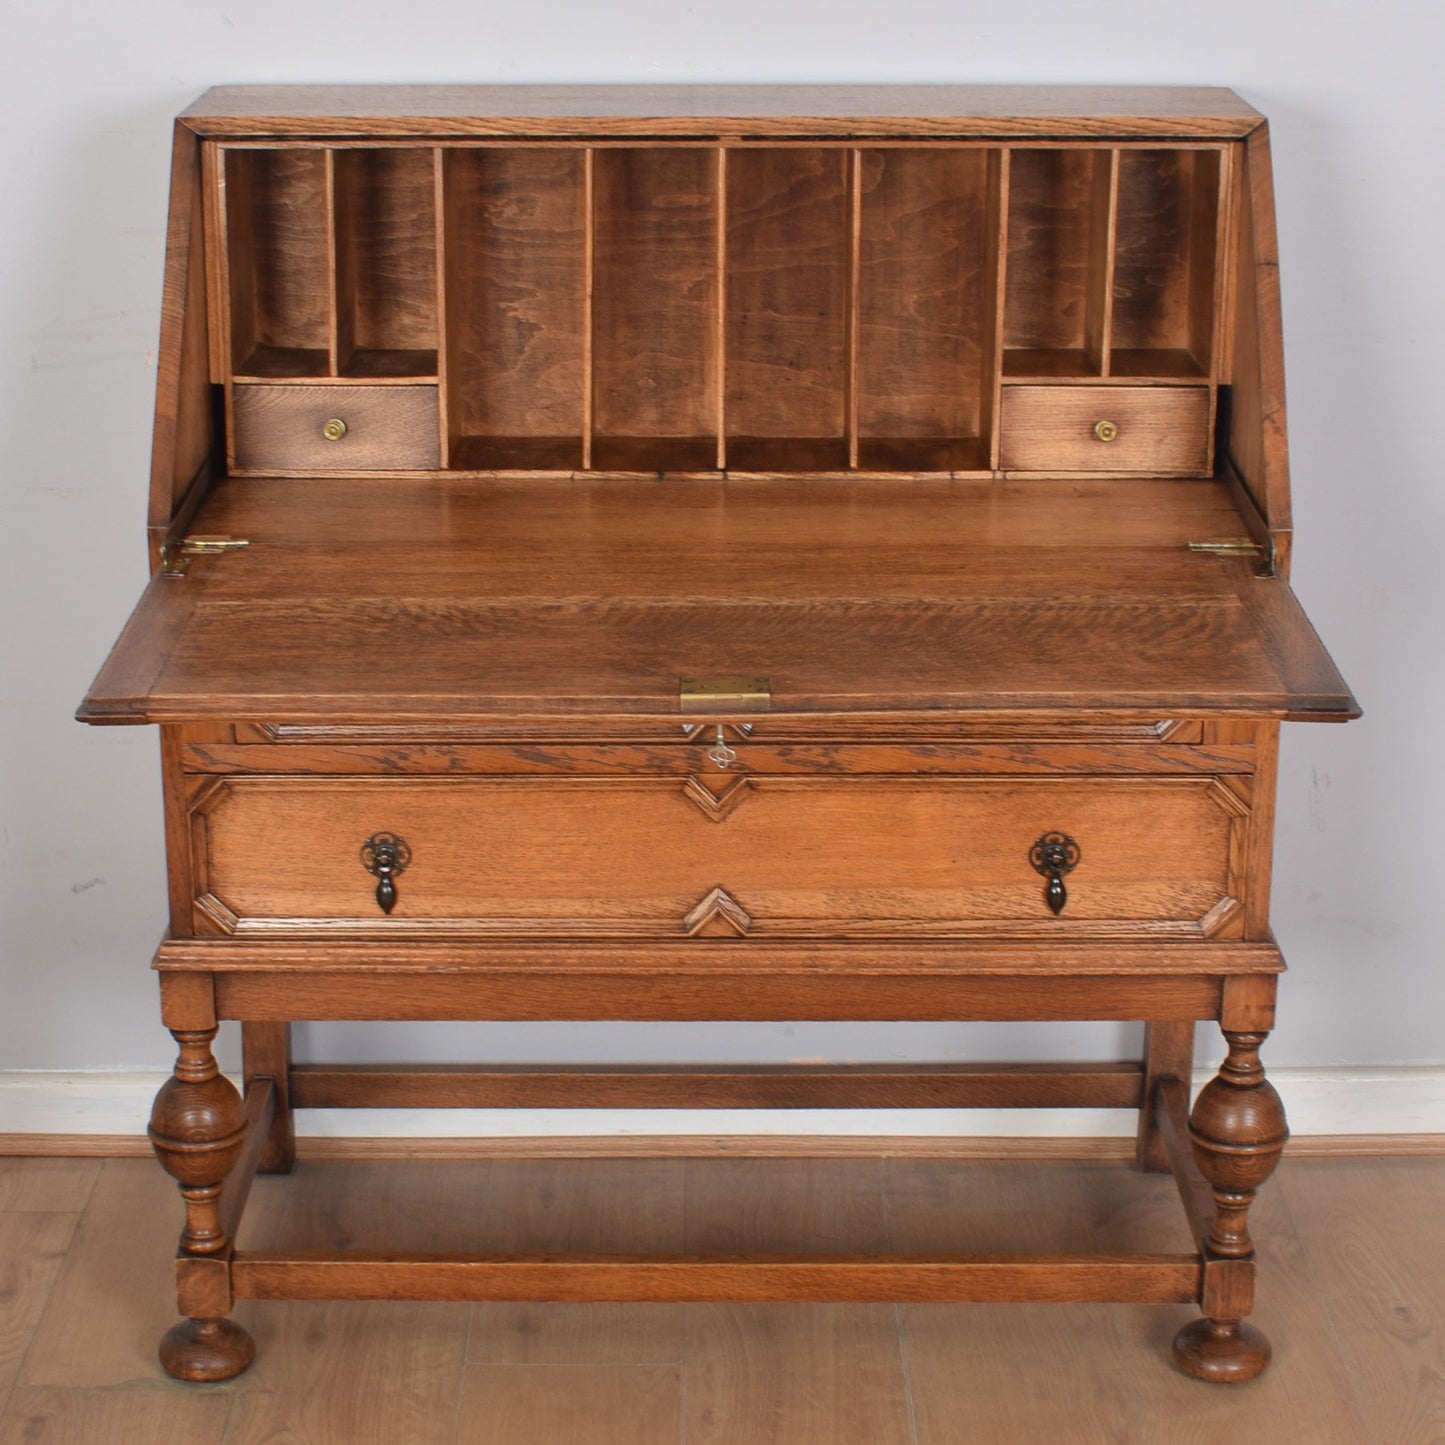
[679,675,772,712]
[160,535,250,578]
[1186,538,1265,557]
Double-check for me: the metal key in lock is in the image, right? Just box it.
[706,724,738,769]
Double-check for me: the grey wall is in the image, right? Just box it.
[1,0,1438,1086]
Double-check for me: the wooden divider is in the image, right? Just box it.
[219,140,1227,474]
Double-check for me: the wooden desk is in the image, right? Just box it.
[80,86,1356,1386]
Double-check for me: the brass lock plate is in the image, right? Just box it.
[678,676,772,712]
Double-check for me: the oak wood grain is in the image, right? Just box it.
[1111,148,1220,373]
[224,148,330,371]
[333,147,439,374]
[1226,123,1293,546]
[1004,148,1109,371]
[443,147,586,449]
[188,772,1240,937]
[231,383,439,472]
[79,477,1353,723]
[998,383,1210,472]
[230,1250,1202,1303]
[593,148,718,449]
[183,738,1255,777]
[154,935,1284,974]
[178,85,1265,138]
[149,123,214,534]
[857,147,992,450]
[725,148,849,450]
[287,1062,1145,1112]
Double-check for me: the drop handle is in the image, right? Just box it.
[1030,832,1081,915]
[360,833,411,914]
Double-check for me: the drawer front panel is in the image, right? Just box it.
[232,384,440,472]
[189,775,1245,939]
[998,385,1210,473]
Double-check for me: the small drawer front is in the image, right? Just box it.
[998,385,1210,473]
[231,384,440,472]
[188,774,1244,940]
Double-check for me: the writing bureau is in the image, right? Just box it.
[79,85,1356,1385]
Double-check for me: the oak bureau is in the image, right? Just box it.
[79,85,1357,1384]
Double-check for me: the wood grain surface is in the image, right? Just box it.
[178,84,1265,138]
[188,772,1240,937]
[998,384,1211,472]
[231,384,440,472]
[80,476,1355,723]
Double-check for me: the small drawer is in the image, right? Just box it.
[998,385,1210,473]
[231,384,440,472]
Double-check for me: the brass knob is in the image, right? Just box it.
[1093,419,1118,443]
[321,417,348,442]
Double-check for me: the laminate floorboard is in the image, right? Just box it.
[0,1151,1439,1443]
[0,1161,101,1215]
[455,1363,682,1445]
[22,1161,183,1387]
[1277,1159,1445,1445]
[0,1385,232,1445]
[0,1216,78,1394]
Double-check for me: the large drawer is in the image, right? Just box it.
[998,384,1210,473]
[187,774,1248,940]
[231,384,440,472]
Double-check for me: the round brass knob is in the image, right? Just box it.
[1093,419,1118,443]
[321,417,348,442]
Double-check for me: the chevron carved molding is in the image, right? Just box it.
[682,886,753,937]
[681,774,754,822]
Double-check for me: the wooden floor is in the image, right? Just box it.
[0,1152,1441,1443]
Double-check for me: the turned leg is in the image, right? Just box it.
[148,1027,256,1381]
[1172,1030,1288,1384]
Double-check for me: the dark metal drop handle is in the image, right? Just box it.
[360,833,411,915]
[1029,832,1081,916]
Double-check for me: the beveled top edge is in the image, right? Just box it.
[179,84,1263,139]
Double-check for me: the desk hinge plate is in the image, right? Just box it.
[1186,538,1264,557]
[679,675,772,712]
[160,536,251,578]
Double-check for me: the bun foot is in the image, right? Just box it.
[1172,1317,1272,1383]
[159,1317,256,1382]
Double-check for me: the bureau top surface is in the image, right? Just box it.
[178,85,1262,138]
[80,477,1354,725]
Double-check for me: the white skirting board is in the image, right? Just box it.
[0,1067,1441,1140]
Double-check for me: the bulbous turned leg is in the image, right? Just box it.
[149,1027,255,1381]
[158,1317,256,1383]
[1171,1030,1288,1384]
